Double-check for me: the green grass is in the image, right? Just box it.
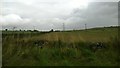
[2,27,119,66]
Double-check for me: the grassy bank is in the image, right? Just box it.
[2,27,120,66]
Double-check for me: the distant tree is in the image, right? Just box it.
[27,30,32,32]
[50,29,54,32]
[33,30,39,32]
[110,26,113,28]
[5,29,8,31]
[19,29,22,31]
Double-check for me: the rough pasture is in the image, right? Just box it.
[2,27,119,66]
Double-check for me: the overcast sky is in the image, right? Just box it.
[0,0,119,31]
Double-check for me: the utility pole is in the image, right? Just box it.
[33,26,35,30]
[63,23,65,31]
[85,24,87,30]
[12,26,17,38]
[13,27,16,31]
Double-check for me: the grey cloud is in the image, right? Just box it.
[64,2,118,30]
[1,0,118,30]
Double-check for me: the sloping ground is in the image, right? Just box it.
[2,27,119,66]
[30,27,118,43]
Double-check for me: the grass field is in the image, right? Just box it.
[2,27,120,66]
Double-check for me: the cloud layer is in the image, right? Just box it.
[0,0,118,30]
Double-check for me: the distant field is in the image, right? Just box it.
[22,27,118,43]
[2,27,119,66]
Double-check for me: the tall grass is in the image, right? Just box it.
[2,27,119,66]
